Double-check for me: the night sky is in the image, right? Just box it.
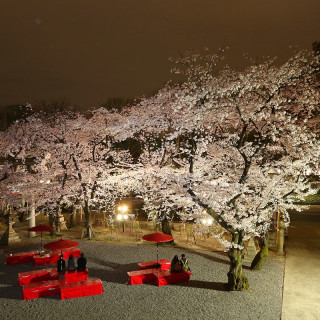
[1,0,320,109]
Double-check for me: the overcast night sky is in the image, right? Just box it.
[0,0,320,110]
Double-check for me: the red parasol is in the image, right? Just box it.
[142,232,174,267]
[43,238,79,255]
[27,224,55,253]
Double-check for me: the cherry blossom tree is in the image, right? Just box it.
[119,48,320,290]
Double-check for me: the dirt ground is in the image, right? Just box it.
[0,212,228,253]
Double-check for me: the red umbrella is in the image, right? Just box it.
[142,232,174,267]
[27,224,55,253]
[43,238,79,255]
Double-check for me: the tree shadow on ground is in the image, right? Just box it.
[175,279,229,291]
[175,247,251,270]
[0,285,23,300]
[88,257,139,284]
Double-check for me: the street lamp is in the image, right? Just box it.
[117,205,128,232]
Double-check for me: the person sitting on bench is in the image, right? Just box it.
[170,255,181,272]
[77,253,87,271]
[67,254,76,271]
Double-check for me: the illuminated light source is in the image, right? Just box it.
[207,219,213,226]
[46,180,50,184]
[39,180,44,183]
[117,204,129,232]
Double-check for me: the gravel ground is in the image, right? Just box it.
[0,241,285,320]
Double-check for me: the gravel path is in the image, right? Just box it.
[0,241,285,320]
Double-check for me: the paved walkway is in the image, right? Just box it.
[282,206,320,320]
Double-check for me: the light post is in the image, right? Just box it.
[117,205,128,232]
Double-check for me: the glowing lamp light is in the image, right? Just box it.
[118,205,128,213]
[117,204,129,231]
[39,180,44,183]
[201,218,213,226]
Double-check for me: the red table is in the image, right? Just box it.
[6,251,39,265]
[138,259,171,270]
[22,280,61,300]
[60,279,103,300]
[33,248,81,266]
[18,268,58,285]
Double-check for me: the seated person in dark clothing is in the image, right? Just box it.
[57,254,66,273]
[77,252,87,271]
[67,254,76,271]
[170,255,182,272]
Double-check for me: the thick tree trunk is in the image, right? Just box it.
[55,207,61,232]
[277,220,285,255]
[227,231,250,291]
[49,214,55,236]
[251,235,269,270]
[28,201,36,238]
[83,202,93,239]
[69,208,76,228]
[161,217,172,236]
[161,216,173,244]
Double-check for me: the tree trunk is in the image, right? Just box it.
[227,231,250,291]
[69,208,76,228]
[161,216,172,235]
[277,220,285,255]
[55,207,61,232]
[83,202,93,239]
[28,201,36,238]
[49,214,55,236]
[161,216,173,244]
[251,235,269,270]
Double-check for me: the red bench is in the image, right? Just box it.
[127,268,159,285]
[138,259,171,270]
[155,270,191,287]
[18,268,58,285]
[60,279,103,300]
[127,268,191,287]
[19,268,88,285]
[6,251,39,265]
[33,248,81,266]
[22,280,61,300]
[64,269,89,283]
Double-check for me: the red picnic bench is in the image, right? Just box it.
[6,251,39,265]
[23,280,61,300]
[18,268,89,285]
[22,278,103,300]
[60,279,103,300]
[127,267,191,286]
[33,248,81,266]
[138,259,171,270]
